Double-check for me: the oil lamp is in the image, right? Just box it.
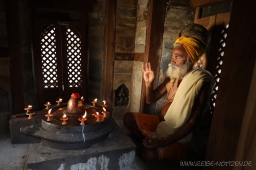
[60,114,68,125]
[102,107,108,117]
[92,98,97,107]
[78,111,87,126]
[94,112,102,122]
[56,98,62,106]
[101,100,108,108]
[24,105,32,114]
[45,108,53,122]
[24,105,34,119]
[44,102,51,110]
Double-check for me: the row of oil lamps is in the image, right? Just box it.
[24,98,109,126]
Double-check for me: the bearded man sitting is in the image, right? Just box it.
[123,24,215,163]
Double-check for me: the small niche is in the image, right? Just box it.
[115,84,129,107]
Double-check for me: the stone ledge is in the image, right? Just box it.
[26,125,136,170]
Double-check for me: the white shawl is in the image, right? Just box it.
[153,68,215,143]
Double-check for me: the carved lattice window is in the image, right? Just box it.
[40,25,83,89]
[194,54,206,68]
[210,24,229,113]
[66,27,82,87]
[36,20,86,107]
[40,25,58,88]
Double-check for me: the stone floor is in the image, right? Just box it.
[0,120,181,170]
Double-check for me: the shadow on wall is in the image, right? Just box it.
[0,88,11,129]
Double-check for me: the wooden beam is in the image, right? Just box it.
[31,0,96,12]
[103,0,116,106]
[190,0,232,8]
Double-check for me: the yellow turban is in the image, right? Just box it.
[174,36,205,64]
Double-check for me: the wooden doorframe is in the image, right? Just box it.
[137,0,166,113]
[205,0,256,165]
[103,0,116,107]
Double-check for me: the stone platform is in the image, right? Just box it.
[25,124,136,170]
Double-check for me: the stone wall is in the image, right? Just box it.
[134,0,148,53]
[112,60,143,118]
[129,0,148,113]
[112,60,133,119]
[115,0,137,53]
[112,0,138,118]
[130,61,143,112]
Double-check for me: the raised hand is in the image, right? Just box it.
[142,63,154,84]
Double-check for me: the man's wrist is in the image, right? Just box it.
[145,81,152,87]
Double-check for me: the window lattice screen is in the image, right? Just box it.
[210,24,229,113]
[66,27,82,87]
[40,25,58,88]
[194,55,204,68]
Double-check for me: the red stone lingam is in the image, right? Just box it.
[66,93,85,115]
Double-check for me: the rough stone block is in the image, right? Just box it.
[26,125,136,170]
[117,7,137,17]
[114,67,133,74]
[9,116,42,144]
[115,35,135,53]
[137,2,149,22]
[117,0,137,7]
[166,8,194,20]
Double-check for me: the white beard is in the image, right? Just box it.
[166,63,190,80]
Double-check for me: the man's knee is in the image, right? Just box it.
[123,112,134,127]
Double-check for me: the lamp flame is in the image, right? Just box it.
[48,108,52,114]
[63,114,67,118]
[83,111,87,118]
[103,100,106,105]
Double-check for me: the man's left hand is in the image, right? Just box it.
[143,136,163,148]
